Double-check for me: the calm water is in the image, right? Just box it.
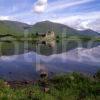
[0,40,100,81]
[0,40,100,56]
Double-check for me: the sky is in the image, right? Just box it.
[0,0,100,32]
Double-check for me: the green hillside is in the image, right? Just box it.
[0,20,100,37]
[30,21,79,35]
[0,20,28,36]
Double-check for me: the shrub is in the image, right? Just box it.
[95,70,100,81]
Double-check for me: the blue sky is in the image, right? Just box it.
[0,0,100,32]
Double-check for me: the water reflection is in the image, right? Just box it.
[0,40,100,56]
[0,46,100,81]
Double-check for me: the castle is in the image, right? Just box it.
[45,31,55,40]
[37,31,55,40]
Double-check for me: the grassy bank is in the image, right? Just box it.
[0,72,100,100]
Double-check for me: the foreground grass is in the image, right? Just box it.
[0,72,100,100]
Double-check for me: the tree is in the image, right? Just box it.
[36,32,38,36]
[95,70,100,81]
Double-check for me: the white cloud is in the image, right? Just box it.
[0,16,10,20]
[33,0,48,13]
[47,0,94,12]
[49,11,100,32]
[87,19,100,32]
[33,0,94,13]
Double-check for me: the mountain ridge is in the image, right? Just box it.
[0,20,99,36]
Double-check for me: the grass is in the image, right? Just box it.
[0,72,100,100]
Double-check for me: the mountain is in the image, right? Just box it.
[31,21,100,36]
[79,29,100,36]
[30,21,79,34]
[0,20,28,36]
[0,20,100,37]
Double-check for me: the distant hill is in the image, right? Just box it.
[31,21,100,36]
[0,20,100,37]
[0,20,28,36]
[30,21,79,34]
[79,29,100,36]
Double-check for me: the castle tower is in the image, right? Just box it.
[45,31,55,39]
